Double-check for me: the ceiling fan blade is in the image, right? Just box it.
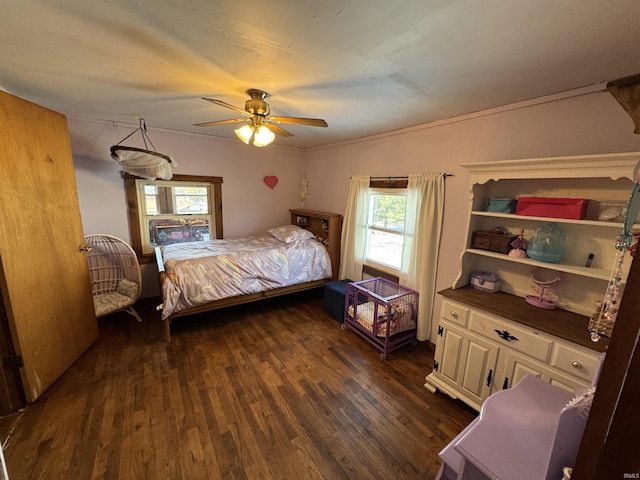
[193,118,246,127]
[269,116,328,127]
[201,98,251,116]
[265,123,294,137]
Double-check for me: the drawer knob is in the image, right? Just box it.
[571,361,582,369]
[450,311,458,319]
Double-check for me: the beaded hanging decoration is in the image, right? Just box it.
[590,180,640,342]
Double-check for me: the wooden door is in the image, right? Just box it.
[0,263,25,413]
[0,91,98,402]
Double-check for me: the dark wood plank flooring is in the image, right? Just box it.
[0,289,476,479]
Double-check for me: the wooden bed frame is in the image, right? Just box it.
[156,209,342,342]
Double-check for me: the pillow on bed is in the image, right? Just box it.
[268,225,314,243]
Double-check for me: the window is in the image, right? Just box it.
[364,188,407,271]
[122,173,223,262]
[137,180,213,253]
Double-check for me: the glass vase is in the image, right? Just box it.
[526,222,566,263]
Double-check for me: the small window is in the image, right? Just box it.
[364,189,407,270]
[137,179,216,254]
[122,173,223,261]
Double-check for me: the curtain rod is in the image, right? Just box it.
[366,173,453,180]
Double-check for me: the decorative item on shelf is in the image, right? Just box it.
[508,228,528,258]
[314,234,329,247]
[597,200,627,222]
[525,268,561,309]
[487,197,517,213]
[526,222,566,263]
[472,227,518,254]
[470,271,501,293]
[590,162,640,342]
[590,240,627,342]
[630,230,639,257]
[110,118,176,180]
[588,300,615,338]
[585,253,595,267]
[516,197,589,220]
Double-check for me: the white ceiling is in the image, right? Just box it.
[2,1,640,149]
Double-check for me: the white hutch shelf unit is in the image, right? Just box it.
[425,152,639,411]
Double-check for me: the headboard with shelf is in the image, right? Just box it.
[290,209,342,280]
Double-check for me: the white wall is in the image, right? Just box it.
[302,91,640,340]
[70,119,306,297]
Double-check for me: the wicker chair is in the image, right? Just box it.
[84,234,142,322]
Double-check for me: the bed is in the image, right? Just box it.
[156,209,342,341]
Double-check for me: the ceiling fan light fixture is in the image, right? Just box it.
[253,125,276,147]
[235,124,254,144]
[198,89,327,146]
[234,123,276,147]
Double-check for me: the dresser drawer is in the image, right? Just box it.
[468,311,553,362]
[441,300,469,328]
[551,343,602,383]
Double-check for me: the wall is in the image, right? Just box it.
[69,92,640,339]
[302,90,640,340]
[70,119,306,297]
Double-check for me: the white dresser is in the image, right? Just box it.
[424,153,640,411]
[425,287,606,411]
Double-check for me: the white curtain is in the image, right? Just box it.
[339,175,370,281]
[400,173,445,341]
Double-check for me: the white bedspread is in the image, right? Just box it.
[159,235,332,319]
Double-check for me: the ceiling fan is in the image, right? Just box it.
[193,89,328,146]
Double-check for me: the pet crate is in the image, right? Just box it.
[342,277,418,359]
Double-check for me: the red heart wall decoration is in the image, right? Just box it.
[263,176,279,189]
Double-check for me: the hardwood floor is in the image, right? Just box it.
[0,290,476,479]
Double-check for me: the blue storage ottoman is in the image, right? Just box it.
[324,279,352,321]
